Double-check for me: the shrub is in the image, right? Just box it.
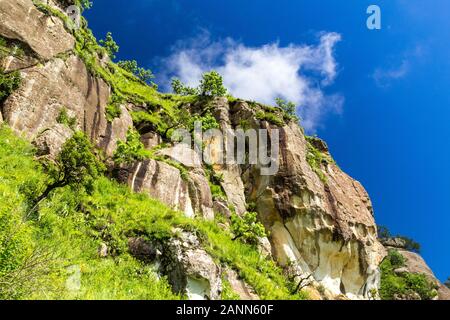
[198,71,227,97]
[0,69,21,103]
[118,60,154,84]
[171,78,198,96]
[387,249,406,268]
[105,93,123,122]
[113,128,150,165]
[230,212,266,245]
[255,110,284,127]
[275,97,298,120]
[379,249,437,300]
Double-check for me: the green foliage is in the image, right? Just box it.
[105,93,123,122]
[275,97,298,120]
[0,126,49,299]
[199,71,228,97]
[221,278,240,300]
[79,0,93,10]
[171,78,199,96]
[0,128,306,300]
[56,107,77,129]
[230,212,266,246]
[38,132,105,203]
[255,110,284,127]
[99,32,119,59]
[118,60,155,84]
[113,128,150,165]
[379,249,438,300]
[171,71,227,97]
[305,137,331,184]
[445,277,450,289]
[387,249,406,268]
[0,69,21,103]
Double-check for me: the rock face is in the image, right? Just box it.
[204,98,386,299]
[128,232,222,300]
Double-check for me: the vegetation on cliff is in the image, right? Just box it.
[0,126,305,300]
[379,249,438,300]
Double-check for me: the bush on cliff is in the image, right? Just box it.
[379,249,438,300]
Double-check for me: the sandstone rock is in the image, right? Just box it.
[257,236,272,259]
[393,267,409,275]
[234,110,386,299]
[0,0,75,61]
[159,230,221,300]
[158,144,202,168]
[207,97,247,215]
[380,237,407,249]
[1,53,38,73]
[224,269,259,300]
[118,159,215,220]
[2,54,131,158]
[187,169,214,220]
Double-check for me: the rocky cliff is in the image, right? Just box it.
[0,0,445,300]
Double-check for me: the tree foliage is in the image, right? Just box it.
[198,71,228,97]
[379,249,438,300]
[37,132,105,203]
[99,32,119,59]
[230,212,266,245]
[171,78,199,96]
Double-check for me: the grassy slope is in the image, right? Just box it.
[0,126,305,300]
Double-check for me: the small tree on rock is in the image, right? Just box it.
[36,132,105,203]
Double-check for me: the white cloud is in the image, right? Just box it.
[372,60,410,87]
[159,31,343,131]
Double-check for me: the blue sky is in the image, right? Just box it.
[85,0,450,281]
